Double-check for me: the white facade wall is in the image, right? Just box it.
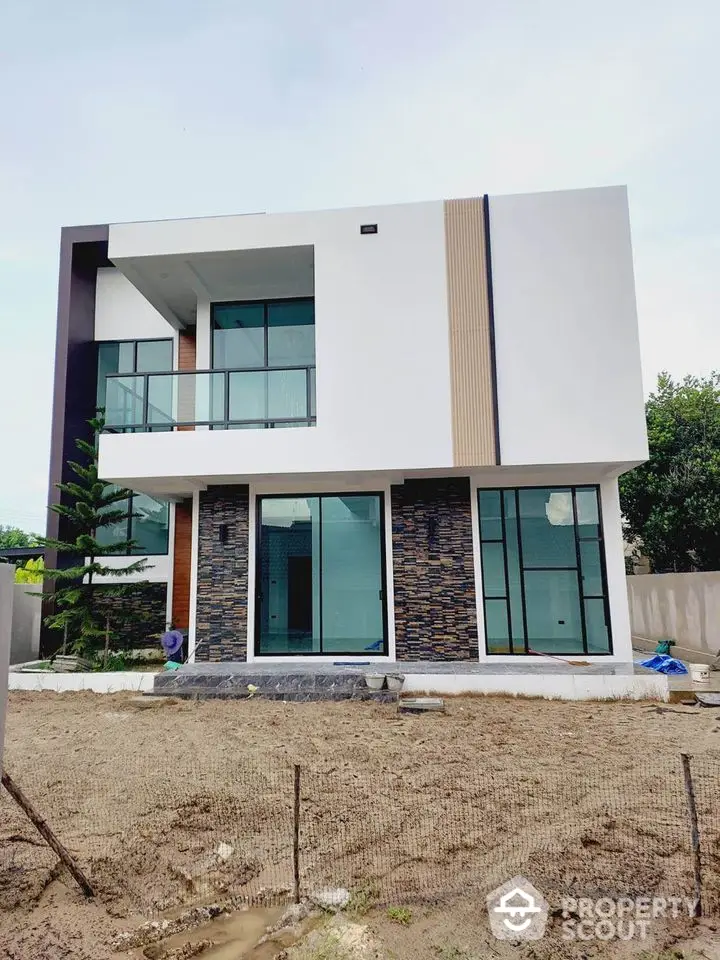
[598,477,634,661]
[101,189,646,488]
[94,267,175,579]
[104,202,453,486]
[91,554,170,583]
[94,190,645,667]
[95,268,176,342]
[489,186,648,467]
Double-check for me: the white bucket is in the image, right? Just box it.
[690,663,710,684]
[365,674,386,690]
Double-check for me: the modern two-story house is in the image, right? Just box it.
[46,186,649,685]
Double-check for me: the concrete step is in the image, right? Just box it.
[152,669,396,702]
[148,688,398,703]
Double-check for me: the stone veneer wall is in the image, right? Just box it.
[195,485,249,662]
[391,478,479,660]
[94,582,167,649]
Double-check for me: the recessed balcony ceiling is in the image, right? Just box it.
[111,244,314,328]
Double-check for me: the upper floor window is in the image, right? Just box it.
[211,299,315,429]
[97,339,173,412]
[212,299,315,369]
[96,340,173,555]
[98,312,316,433]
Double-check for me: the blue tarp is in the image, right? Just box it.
[637,654,688,675]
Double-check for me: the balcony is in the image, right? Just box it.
[103,366,316,432]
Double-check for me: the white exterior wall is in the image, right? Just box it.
[599,477,634,661]
[102,202,453,486]
[94,267,174,574]
[11,583,41,665]
[101,189,647,489]
[95,267,177,341]
[91,554,170,583]
[489,186,648,467]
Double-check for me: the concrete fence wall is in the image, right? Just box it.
[0,564,13,768]
[627,572,720,658]
[11,583,41,664]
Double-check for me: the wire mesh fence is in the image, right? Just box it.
[2,747,719,926]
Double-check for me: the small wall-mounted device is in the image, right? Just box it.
[218,523,230,544]
[360,223,378,235]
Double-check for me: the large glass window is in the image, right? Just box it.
[95,341,173,556]
[97,338,173,421]
[256,493,386,656]
[477,486,611,655]
[212,299,315,429]
[95,490,170,556]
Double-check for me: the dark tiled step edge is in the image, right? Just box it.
[154,672,371,693]
[146,689,398,703]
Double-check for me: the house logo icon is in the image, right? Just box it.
[486,876,549,940]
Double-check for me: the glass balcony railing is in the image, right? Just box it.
[103,366,316,433]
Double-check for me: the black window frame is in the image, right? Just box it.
[477,484,613,656]
[254,491,388,657]
[95,338,174,556]
[210,297,316,431]
[95,491,170,558]
[211,297,315,371]
[96,337,174,409]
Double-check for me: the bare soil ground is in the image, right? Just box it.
[1,691,720,959]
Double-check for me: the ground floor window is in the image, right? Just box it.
[477,486,612,655]
[95,491,170,556]
[255,493,387,656]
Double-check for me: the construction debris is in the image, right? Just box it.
[398,697,446,713]
[695,693,720,708]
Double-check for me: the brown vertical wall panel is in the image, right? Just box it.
[444,198,497,466]
[177,330,197,431]
[178,331,197,369]
[171,331,197,631]
[172,500,193,630]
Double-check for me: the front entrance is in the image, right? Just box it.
[255,493,387,656]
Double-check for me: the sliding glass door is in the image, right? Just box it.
[255,494,387,656]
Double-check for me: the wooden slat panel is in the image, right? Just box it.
[178,331,197,370]
[444,198,497,466]
[172,500,193,630]
[177,331,197,432]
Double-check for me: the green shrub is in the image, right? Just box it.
[386,906,412,925]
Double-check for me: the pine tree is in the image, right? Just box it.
[39,414,151,658]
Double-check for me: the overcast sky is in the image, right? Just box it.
[1,0,718,533]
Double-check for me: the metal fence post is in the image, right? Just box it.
[293,764,301,904]
[680,752,702,917]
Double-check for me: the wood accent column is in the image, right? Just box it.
[444,198,497,466]
[177,330,197,431]
[172,330,197,631]
[172,500,193,630]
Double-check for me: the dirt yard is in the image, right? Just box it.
[2,691,720,959]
